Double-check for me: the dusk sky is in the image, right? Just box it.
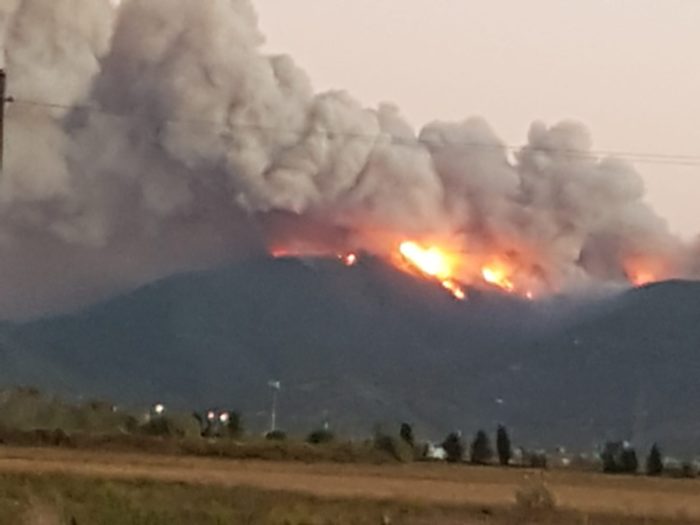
[255,0,700,238]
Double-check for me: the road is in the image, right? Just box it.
[0,447,698,520]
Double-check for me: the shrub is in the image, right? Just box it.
[307,429,335,445]
[515,480,556,514]
[139,417,187,438]
[680,462,697,479]
[373,433,413,463]
[224,412,243,438]
[265,430,287,441]
[526,451,548,469]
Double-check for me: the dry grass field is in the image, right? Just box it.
[0,446,698,524]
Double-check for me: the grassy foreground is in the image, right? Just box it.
[0,472,694,525]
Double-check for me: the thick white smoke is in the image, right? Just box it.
[0,0,694,318]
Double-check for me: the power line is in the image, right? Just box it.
[9,98,700,167]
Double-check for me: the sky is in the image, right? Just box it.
[254,0,700,239]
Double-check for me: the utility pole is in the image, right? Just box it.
[268,380,281,433]
[0,69,6,172]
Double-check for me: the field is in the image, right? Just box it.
[0,446,698,524]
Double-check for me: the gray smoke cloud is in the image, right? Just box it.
[0,0,695,319]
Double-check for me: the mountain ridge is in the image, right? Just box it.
[0,256,698,454]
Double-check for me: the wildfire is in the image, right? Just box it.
[442,279,466,300]
[624,258,664,287]
[269,239,544,301]
[398,241,466,300]
[481,263,516,293]
[399,242,454,280]
[628,270,655,287]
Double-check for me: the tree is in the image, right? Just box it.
[620,447,638,474]
[470,430,494,465]
[441,432,464,463]
[646,443,663,476]
[400,423,415,447]
[601,441,638,474]
[496,425,512,466]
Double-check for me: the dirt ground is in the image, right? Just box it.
[0,446,698,521]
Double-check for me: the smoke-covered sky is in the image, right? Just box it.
[256,0,700,240]
[0,0,697,319]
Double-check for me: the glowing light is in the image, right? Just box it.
[624,258,661,287]
[442,279,467,300]
[399,241,453,280]
[340,253,358,266]
[399,241,465,300]
[482,264,515,293]
[629,271,655,287]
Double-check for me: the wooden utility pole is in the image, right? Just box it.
[0,69,6,172]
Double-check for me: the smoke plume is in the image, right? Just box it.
[0,0,695,318]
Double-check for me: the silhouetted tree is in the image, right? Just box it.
[400,423,415,447]
[496,425,512,466]
[602,441,638,474]
[442,432,465,463]
[621,447,638,473]
[646,443,663,476]
[470,430,493,465]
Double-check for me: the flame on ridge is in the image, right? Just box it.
[398,241,466,300]
[269,239,663,301]
[481,263,516,293]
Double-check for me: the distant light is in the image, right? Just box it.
[207,410,216,421]
[342,253,358,266]
[154,403,165,415]
[219,412,230,424]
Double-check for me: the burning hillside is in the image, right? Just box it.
[0,0,695,318]
[272,239,535,301]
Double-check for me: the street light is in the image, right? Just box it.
[268,380,281,433]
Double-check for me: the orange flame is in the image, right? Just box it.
[481,263,516,293]
[399,241,466,300]
[442,279,467,300]
[624,257,664,287]
[628,270,655,287]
